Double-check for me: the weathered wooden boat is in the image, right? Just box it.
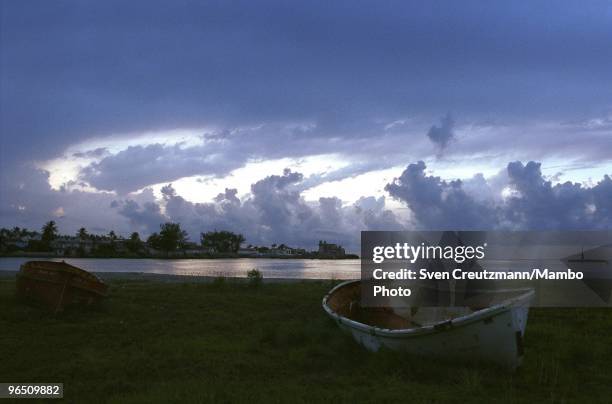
[322,280,534,369]
[16,261,109,312]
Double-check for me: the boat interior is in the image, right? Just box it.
[325,281,528,330]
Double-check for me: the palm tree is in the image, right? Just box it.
[41,221,58,243]
[77,227,88,240]
[126,232,142,253]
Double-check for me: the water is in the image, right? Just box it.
[0,257,360,280]
[0,257,598,280]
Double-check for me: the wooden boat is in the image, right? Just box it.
[16,261,108,312]
[322,280,534,369]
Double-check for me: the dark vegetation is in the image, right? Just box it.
[1,223,358,259]
[0,222,245,256]
[146,222,189,252]
[1,277,611,403]
[200,230,245,253]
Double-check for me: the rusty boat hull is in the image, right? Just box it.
[16,261,108,312]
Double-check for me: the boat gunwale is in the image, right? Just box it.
[322,279,534,338]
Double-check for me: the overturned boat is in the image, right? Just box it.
[17,261,109,312]
[323,280,534,369]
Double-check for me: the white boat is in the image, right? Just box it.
[322,280,534,369]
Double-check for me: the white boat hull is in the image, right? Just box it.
[323,280,534,369]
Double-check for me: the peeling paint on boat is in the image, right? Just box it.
[323,280,534,369]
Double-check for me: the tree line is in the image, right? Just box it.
[0,221,247,255]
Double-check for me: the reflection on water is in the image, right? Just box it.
[0,257,360,280]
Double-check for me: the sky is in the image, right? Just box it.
[1,1,611,251]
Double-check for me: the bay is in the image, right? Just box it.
[0,257,360,280]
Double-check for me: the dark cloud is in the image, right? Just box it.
[249,169,310,241]
[79,143,245,194]
[3,159,611,251]
[112,169,402,251]
[2,0,612,170]
[111,199,166,235]
[1,1,612,242]
[354,196,406,230]
[63,117,612,196]
[503,161,611,229]
[386,160,612,230]
[0,165,131,235]
[385,161,496,229]
[73,123,411,194]
[427,113,455,151]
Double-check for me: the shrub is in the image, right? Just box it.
[247,268,263,287]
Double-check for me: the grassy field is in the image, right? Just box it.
[1,277,611,403]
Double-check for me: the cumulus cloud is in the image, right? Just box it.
[502,161,611,229]
[111,198,166,235]
[0,165,130,235]
[3,157,611,252]
[385,161,495,229]
[386,160,612,230]
[354,196,406,230]
[111,169,403,251]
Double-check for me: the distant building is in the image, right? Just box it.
[177,242,215,256]
[238,247,258,256]
[318,240,346,258]
[276,244,305,255]
[268,247,290,256]
[290,247,306,255]
[0,232,41,251]
[144,246,161,256]
[261,244,307,257]
[51,237,89,255]
[182,248,206,256]
[200,246,215,254]
[50,236,131,255]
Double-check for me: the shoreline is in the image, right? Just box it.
[0,270,340,283]
[0,254,359,260]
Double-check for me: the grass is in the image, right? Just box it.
[1,278,611,403]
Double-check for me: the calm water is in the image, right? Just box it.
[0,257,360,280]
